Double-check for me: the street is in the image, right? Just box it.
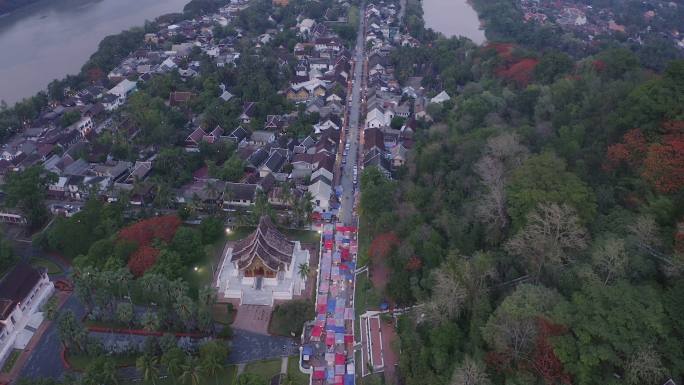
[338,6,366,226]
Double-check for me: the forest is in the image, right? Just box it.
[360,4,684,385]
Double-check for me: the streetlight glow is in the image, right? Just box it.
[225,227,232,234]
[194,266,199,272]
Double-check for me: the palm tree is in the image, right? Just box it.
[297,263,310,280]
[161,348,185,384]
[174,295,195,331]
[141,310,160,332]
[201,355,224,385]
[179,357,203,385]
[136,355,160,385]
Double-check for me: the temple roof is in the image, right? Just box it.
[231,216,294,271]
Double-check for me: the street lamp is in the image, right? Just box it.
[225,227,232,234]
[194,266,199,272]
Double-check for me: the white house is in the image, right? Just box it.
[105,79,138,110]
[0,263,54,367]
[308,174,332,212]
[298,18,315,35]
[366,107,388,128]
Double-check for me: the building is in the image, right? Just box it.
[0,263,54,367]
[215,216,310,305]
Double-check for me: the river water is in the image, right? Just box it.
[422,0,486,44]
[0,0,189,105]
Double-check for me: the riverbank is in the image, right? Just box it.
[0,0,190,105]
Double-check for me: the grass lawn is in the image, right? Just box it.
[30,257,62,275]
[356,219,371,267]
[1,349,20,373]
[354,273,371,340]
[226,226,319,245]
[280,228,320,245]
[286,355,309,385]
[225,226,255,241]
[68,353,138,371]
[244,358,282,379]
[183,237,227,297]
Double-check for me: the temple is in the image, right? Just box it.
[216,216,310,305]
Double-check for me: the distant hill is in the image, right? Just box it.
[0,0,43,15]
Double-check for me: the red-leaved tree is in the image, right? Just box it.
[642,131,684,194]
[369,232,400,261]
[127,245,160,277]
[119,215,181,276]
[406,255,423,271]
[529,318,572,385]
[603,128,647,171]
[119,215,181,246]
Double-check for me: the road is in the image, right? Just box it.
[338,5,366,226]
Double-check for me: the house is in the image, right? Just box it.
[264,115,286,131]
[364,127,386,155]
[240,102,256,123]
[365,107,388,128]
[226,126,250,144]
[223,182,258,207]
[185,127,208,148]
[0,263,54,368]
[430,90,451,104]
[390,143,408,167]
[259,150,286,177]
[219,84,234,102]
[364,151,392,178]
[286,79,328,102]
[169,91,195,107]
[308,174,332,212]
[245,148,269,170]
[106,79,138,110]
[250,131,276,146]
[298,19,316,35]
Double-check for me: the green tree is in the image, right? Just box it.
[82,356,119,385]
[507,152,596,227]
[482,284,562,363]
[199,340,228,385]
[3,166,57,228]
[179,356,203,385]
[171,227,204,264]
[60,110,81,128]
[553,282,667,385]
[57,310,87,353]
[161,347,186,383]
[136,355,160,385]
[297,262,310,280]
[235,373,265,385]
[41,296,59,320]
[0,235,17,273]
[116,302,134,326]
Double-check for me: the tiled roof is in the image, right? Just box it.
[231,216,294,271]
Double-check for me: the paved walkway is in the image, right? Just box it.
[229,329,297,364]
[232,305,273,335]
[280,356,288,375]
[18,295,85,380]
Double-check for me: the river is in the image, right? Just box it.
[0,0,189,105]
[422,0,486,44]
